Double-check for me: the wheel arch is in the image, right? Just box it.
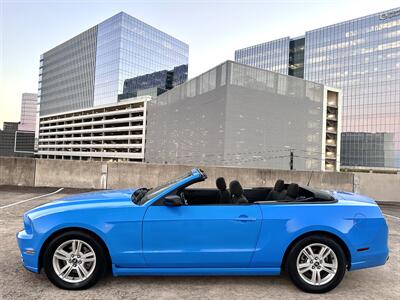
[280,230,351,272]
[38,227,112,272]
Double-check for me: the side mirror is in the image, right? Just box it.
[163,195,183,206]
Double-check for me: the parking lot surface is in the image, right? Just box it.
[1,186,399,299]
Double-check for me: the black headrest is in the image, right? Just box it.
[229,180,243,197]
[287,183,299,198]
[274,179,285,192]
[216,177,227,191]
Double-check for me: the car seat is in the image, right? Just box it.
[229,180,248,204]
[285,183,299,201]
[265,179,286,201]
[216,177,231,204]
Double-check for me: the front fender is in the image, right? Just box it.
[17,220,108,274]
[23,204,147,272]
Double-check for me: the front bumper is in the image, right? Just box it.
[16,230,39,273]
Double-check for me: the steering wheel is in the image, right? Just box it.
[179,191,188,206]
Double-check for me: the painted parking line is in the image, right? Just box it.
[0,188,64,209]
[383,214,400,221]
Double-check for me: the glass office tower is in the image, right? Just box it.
[39,12,189,116]
[304,10,399,169]
[235,7,400,169]
[118,64,188,100]
[235,37,290,74]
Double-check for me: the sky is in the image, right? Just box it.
[0,0,399,128]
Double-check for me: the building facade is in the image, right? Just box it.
[235,7,400,170]
[37,97,149,162]
[145,61,341,171]
[38,12,189,116]
[341,132,395,169]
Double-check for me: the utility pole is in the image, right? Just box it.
[290,150,294,170]
[284,145,294,171]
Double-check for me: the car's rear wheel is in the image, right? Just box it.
[43,231,107,290]
[286,234,346,293]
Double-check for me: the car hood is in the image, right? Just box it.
[59,189,136,202]
[330,190,377,204]
[26,188,138,217]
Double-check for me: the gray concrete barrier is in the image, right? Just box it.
[0,157,36,186]
[354,173,400,202]
[106,163,354,191]
[34,159,104,189]
[0,157,399,201]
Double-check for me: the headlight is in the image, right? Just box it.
[23,214,33,234]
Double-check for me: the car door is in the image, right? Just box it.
[142,202,262,268]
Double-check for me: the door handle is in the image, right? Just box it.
[234,215,256,222]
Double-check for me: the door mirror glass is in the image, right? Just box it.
[163,195,183,206]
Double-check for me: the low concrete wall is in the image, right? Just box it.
[0,157,36,186]
[354,173,400,202]
[34,159,105,189]
[1,157,399,201]
[106,163,354,191]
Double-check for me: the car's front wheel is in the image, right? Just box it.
[43,230,107,290]
[286,234,346,293]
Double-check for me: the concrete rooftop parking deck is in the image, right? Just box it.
[0,185,399,299]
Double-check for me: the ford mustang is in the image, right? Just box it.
[17,168,389,293]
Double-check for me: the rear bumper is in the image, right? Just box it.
[350,248,389,270]
[16,230,39,273]
[349,217,389,271]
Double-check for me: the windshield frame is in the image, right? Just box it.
[138,169,204,205]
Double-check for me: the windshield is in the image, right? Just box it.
[137,171,194,205]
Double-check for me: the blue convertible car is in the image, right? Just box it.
[17,168,388,293]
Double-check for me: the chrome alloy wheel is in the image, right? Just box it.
[296,243,338,286]
[52,239,96,283]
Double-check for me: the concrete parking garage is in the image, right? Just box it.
[0,186,399,299]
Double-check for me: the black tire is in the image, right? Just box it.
[43,230,107,290]
[286,234,346,293]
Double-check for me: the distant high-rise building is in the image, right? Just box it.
[36,12,189,161]
[0,122,34,157]
[235,7,400,170]
[38,12,189,116]
[0,93,36,157]
[18,93,37,132]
